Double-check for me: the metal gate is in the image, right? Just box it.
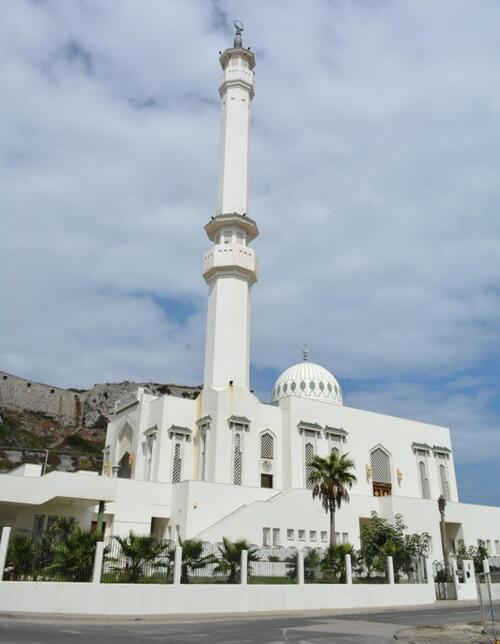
[433,560,457,600]
[477,568,498,642]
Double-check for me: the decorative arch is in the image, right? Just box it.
[419,460,430,499]
[259,430,276,489]
[260,430,275,459]
[305,442,314,490]
[370,445,391,496]
[116,421,134,478]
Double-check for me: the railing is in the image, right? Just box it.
[0,528,434,589]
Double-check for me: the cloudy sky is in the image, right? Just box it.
[1,0,499,504]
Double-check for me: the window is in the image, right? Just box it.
[309,530,317,542]
[342,532,348,544]
[298,529,305,541]
[261,473,273,488]
[260,432,274,459]
[334,532,340,543]
[199,424,209,481]
[287,529,294,540]
[321,531,328,542]
[328,434,342,456]
[46,515,58,532]
[272,528,280,546]
[419,460,430,499]
[370,447,391,496]
[223,231,232,244]
[486,540,492,555]
[172,443,182,483]
[233,433,242,485]
[439,463,449,500]
[495,540,500,556]
[305,443,314,489]
[236,231,244,244]
[144,434,154,481]
[263,527,271,546]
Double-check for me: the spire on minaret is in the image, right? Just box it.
[202,25,258,390]
[233,19,244,48]
[302,345,310,362]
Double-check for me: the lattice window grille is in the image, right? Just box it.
[331,446,340,457]
[117,425,133,462]
[261,433,274,459]
[305,443,314,490]
[233,433,242,485]
[370,448,391,483]
[439,464,449,500]
[172,442,182,483]
[419,460,430,499]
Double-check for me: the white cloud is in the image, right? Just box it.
[1,0,499,473]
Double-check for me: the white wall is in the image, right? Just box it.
[0,582,435,615]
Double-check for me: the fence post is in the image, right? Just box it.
[92,541,105,584]
[240,549,248,585]
[424,557,434,585]
[0,527,12,581]
[387,556,395,584]
[297,550,304,585]
[345,553,352,584]
[173,545,182,585]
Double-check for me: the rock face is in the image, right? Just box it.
[0,369,202,473]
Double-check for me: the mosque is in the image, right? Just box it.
[1,26,499,562]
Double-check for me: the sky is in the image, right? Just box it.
[1,0,499,504]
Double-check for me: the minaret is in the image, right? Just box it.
[203,22,258,390]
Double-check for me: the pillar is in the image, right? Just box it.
[345,553,352,584]
[0,527,12,581]
[92,541,105,584]
[173,545,182,585]
[387,556,395,584]
[240,549,248,585]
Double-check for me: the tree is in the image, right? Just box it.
[178,539,218,583]
[215,538,259,583]
[111,532,171,583]
[321,543,357,583]
[44,525,104,582]
[456,538,489,573]
[308,451,357,546]
[4,532,40,580]
[47,516,78,542]
[359,512,430,581]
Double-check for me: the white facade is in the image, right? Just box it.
[1,28,500,565]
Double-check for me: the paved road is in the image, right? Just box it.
[0,602,495,643]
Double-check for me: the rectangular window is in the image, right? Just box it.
[334,532,340,543]
[287,529,294,540]
[342,532,348,544]
[261,473,273,488]
[309,530,317,542]
[272,528,280,546]
[46,515,58,532]
[486,540,492,555]
[298,529,305,541]
[495,540,500,555]
[321,531,327,542]
[263,527,271,546]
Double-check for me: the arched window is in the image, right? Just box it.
[233,433,242,485]
[370,447,391,496]
[172,443,182,483]
[260,432,274,459]
[419,460,430,499]
[305,443,314,490]
[439,464,449,500]
[116,423,133,479]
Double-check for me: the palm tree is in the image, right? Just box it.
[178,539,218,583]
[47,516,78,542]
[44,525,104,582]
[111,532,171,583]
[215,537,259,583]
[4,532,40,580]
[308,451,357,547]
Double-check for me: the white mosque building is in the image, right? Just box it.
[2,26,500,562]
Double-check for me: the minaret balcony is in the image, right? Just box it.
[203,245,258,285]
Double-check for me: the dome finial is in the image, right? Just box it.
[302,344,309,362]
[233,19,244,48]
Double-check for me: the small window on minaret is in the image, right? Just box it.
[223,232,232,244]
[236,231,244,244]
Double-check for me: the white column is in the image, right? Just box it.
[387,556,395,585]
[173,545,183,585]
[92,541,105,584]
[297,550,304,585]
[0,527,12,581]
[424,556,434,585]
[240,549,248,585]
[345,554,352,585]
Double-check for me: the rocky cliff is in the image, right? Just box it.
[0,370,201,474]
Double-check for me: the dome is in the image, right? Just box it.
[271,359,343,405]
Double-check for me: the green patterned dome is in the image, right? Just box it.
[271,361,343,405]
